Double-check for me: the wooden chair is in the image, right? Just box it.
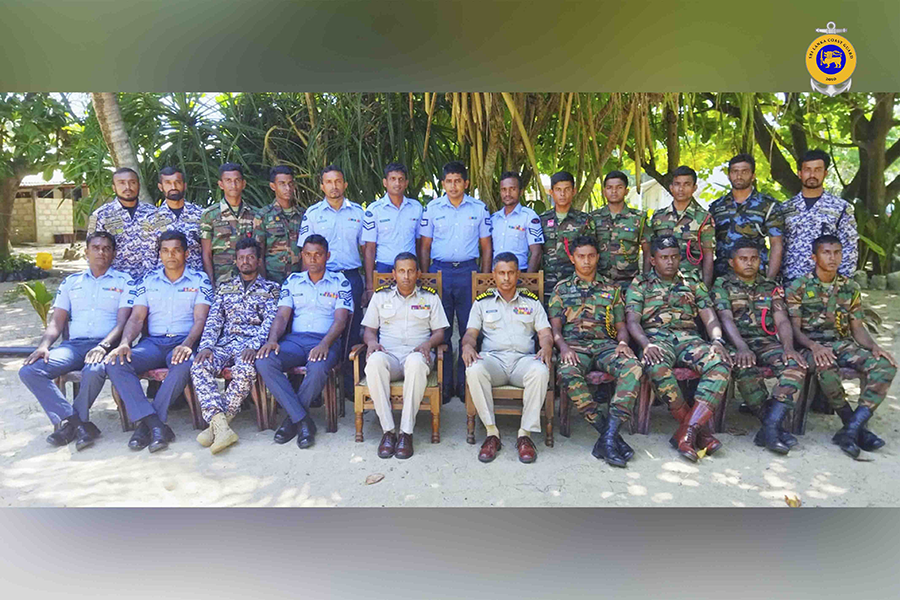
[796,367,861,435]
[350,272,445,443]
[464,272,555,447]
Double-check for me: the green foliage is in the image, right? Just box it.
[17,280,54,328]
[0,253,33,274]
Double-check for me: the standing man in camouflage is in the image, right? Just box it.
[711,239,807,455]
[590,171,647,290]
[253,165,304,284]
[643,166,715,287]
[781,149,858,283]
[151,166,204,273]
[87,167,157,279]
[362,163,423,303]
[626,235,733,462]
[708,154,784,280]
[200,163,257,288]
[462,252,552,464]
[490,171,543,272]
[191,238,279,454]
[419,161,493,402]
[549,237,643,468]
[362,253,448,460]
[539,171,593,303]
[786,234,896,458]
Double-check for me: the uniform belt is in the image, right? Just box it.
[433,259,477,268]
[163,333,180,338]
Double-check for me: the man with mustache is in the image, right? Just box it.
[151,166,204,272]
[87,167,158,279]
[781,149,858,283]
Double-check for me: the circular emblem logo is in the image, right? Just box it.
[806,34,856,85]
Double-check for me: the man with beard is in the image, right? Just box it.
[106,231,213,453]
[362,163,423,303]
[254,165,305,284]
[200,163,258,288]
[490,171,543,272]
[19,232,135,452]
[151,166,204,272]
[708,154,784,280]
[191,237,279,454]
[87,168,158,279]
[643,166,715,288]
[781,149,858,283]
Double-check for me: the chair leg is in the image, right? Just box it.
[110,386,134,432]
[431,392,440,443]
[465,391,476,444]
[559,387,571,438]
[545,391,554,447]
[713,379,732,434]
[325,376,337,434]
[183,384,203,430]
[635,376,652,435]
[795,371,816,435]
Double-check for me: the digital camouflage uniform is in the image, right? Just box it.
[711,273,805,409]
[786,273,896,410]
[590,204,647,288]
[708,190,783,278]
[548,274,643,424]
[150,202,205,272]
[781,191,858,282]
[190,275,280,423]
[253,202,304,284]
[626,271,731,409]
[539,209,594,302]
[87,200,158,279]
[199,200,257,286]
[643,199,715,281]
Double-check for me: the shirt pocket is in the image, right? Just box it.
[483,311,502,330]
[174,290,196,314]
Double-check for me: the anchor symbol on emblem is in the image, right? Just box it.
[806,22,856,97]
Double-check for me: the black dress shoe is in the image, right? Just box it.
[297,417,316,449]
[47,419,78,447]
[273,416,298,444]
[74,422,101,452]
[128,422,151,451]
[148,425,172,453]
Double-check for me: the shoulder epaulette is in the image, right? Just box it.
[475,290,494,301]
[519,288,539,301]
[374,284,392,293]
[420,285,438,295]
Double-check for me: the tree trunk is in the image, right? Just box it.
[0,175,23,260]
[91,92,152,204]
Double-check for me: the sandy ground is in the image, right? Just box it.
[1,243,898,507]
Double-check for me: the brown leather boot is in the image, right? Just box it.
[668,400,692,449]
[697,423,722,455]
[676,401,716,462]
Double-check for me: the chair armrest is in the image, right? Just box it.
[348,343,366,361]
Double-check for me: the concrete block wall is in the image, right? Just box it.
[34,190,74,244]
[10,195,36,243]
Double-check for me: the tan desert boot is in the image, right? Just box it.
[196,413,234,447]
[210,413,238,454]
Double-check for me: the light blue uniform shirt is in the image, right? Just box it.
[361,194,423,264]
[418,194,492,262]
[53,268,136,340]
[134,267,213,337]
[296,198,365,271]
[278,270,355,335]
[491,203,545,269]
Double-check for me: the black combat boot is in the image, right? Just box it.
[591,414,633,461]
[754,401,790,455]
[752,400,798,449]
[592,415,627,468]
[836,403,884,452]
[832,405,874,459]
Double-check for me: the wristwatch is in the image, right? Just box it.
[97,341,112,352]
[711,337,725,346]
